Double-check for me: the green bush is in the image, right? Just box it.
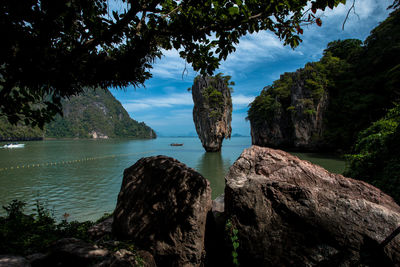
[0,199,94,255]
[345,104,400,202]
[198,74,234,121]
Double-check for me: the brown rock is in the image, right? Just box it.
[192,75,232,152]
[0,255,30,267]
[212,194,225,215]
[29,238,156,267]
[88,216,113,240]
[225,146,400,266]
[96,249,156,267]
[112,156,212,266]
[32,238,109,266]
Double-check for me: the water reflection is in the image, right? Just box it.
[196,152,231,199]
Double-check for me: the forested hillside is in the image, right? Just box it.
[0,117,43,141]
[0,89,156,140]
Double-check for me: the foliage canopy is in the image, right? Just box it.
[1,0,346,127]
[345,104,400,203]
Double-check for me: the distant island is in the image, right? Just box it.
[0,89,156,141]
[231,133,248,137]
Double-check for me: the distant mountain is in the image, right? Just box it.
[231,133,248,137]
[0,89,156,140]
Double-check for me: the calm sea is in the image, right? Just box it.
[0,137,345,221]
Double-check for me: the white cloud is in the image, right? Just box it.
[123,91,254,113]
[219,32,289,71]
[232,94,255,106]
[147,0,391,81]
[122,92,193,112]
[151,49,197,79]
[324,0,388,20]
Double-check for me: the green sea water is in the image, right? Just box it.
[0,137,345,221]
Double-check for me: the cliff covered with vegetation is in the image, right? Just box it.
[248,9,399,151]
[248,9,400,201]
[191,74,233,152]
[0,89,156,140]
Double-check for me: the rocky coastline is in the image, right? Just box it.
[3,146,400,266]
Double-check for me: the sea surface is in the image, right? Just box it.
[0,137,345,221]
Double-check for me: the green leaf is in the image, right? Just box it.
[228,7,239,16]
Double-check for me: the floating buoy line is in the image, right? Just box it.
[0,150,155,172]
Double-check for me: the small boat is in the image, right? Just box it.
[3,143,25,148]
[170,143,183,146]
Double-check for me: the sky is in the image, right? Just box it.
[111,0,393,137]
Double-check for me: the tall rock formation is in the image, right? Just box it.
[248,10,400,151]
[225,146,400,266]
[192,75,232,152]
[248,69,329,151]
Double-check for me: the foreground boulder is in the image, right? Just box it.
[0,255,30,267]
[113,156,212,266]
[192,75,232,152]
[225,146,400,266]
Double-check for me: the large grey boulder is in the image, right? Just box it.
[112,156,212,266]
[225,146,400,266]
[192,75,232,152]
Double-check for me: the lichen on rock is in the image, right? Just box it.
[192,74,233,152]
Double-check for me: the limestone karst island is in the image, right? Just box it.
[1,1,399,266]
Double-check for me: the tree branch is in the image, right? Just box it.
[83,7,139,49]
[162,5,181,19]
[136,11,147,32]
[248,12,262,20]
[342,0,357,30]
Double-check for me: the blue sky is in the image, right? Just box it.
[111,0,393,137]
